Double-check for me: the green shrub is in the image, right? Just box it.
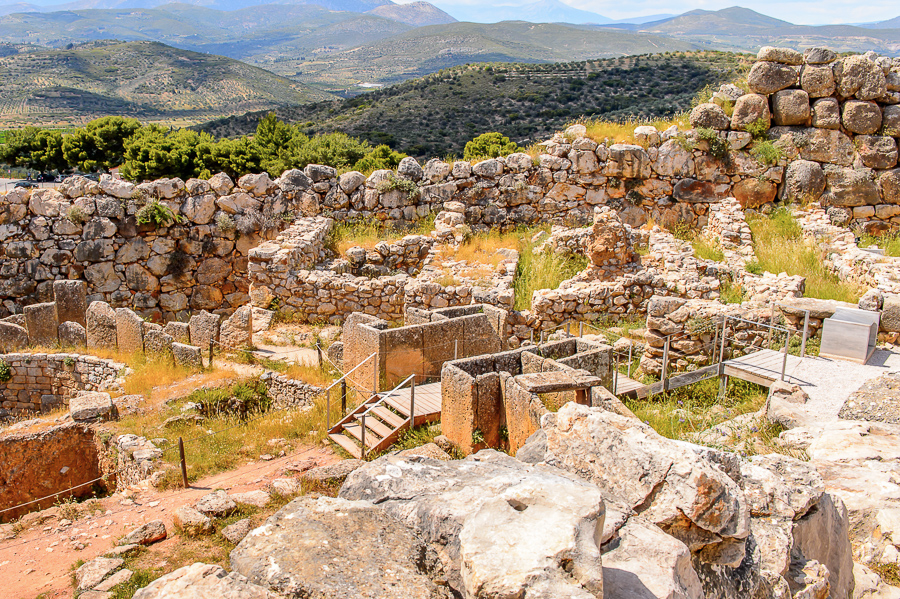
[0,359,10,382]
[216,212,235,232]
[745,260,763,275]
[750,140,784,166]
[376,173,420,200]
[744,117,770,140]
[136,200,182,228]
[695,127,730,161]
[463,132,518,160]
[66,205,88,224]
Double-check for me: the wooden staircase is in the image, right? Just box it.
[327,381,442,459]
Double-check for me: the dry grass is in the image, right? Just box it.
[437,230,520,266]
[748,208,865,303]
[327,213,437,256]
[691,237,725,262]
[573,114,690,145]
[282,361,337,388]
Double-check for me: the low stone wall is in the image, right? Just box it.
[260,371,323,410]
[112,433,164,489]
[0,352,125,415]
[0,421,105,522]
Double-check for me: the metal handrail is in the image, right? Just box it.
[357,373,416,459]
[324,352,376,393]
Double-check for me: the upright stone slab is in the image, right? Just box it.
[86,301,118,349]
[58,321,87,347]
[53,280,88,327]
[172,342,203,369]
[219,305,252,349]
[162,321,190,344]
[0,322,29,352]
[24,302,59,346]
[116,308,144,354]
[189,310,220,350]
[144,329,174,357]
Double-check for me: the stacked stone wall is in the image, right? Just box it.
[0,352,124,414]
[259,371,323,410]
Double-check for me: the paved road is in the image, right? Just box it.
[0,178,59,193]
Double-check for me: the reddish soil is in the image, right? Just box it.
[0,444,338,599]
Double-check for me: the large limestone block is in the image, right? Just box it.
[173,506,213,537]
[823,165,879,207]
[24,301,58,346]
[758,46,803,65]
[748,61,798,94]
[180,193,216,225]
[690,103,730,130]
[132,563,277,599]
[856,136,899,170]
[811,97,842,130]
[70,392,117,422]
[791,492,854,599]
[172,342,203,369]
[885,105,900,137]
[783,160,826,203]
[843,100,883,135]
[602,517,704,599]
[0,322,29,352]
[834,55,887,100]
[162,321,190,344]
[116,308,144,353]
[53,279,87,326]
[144,329,173,356]
[339,451,608,598]
[59,321,87,347]
[882,294,900,332]
[654,140,695,178]
[517,403,750,566]
[207,172,234,196]
[189,310,220,350]
[800,128,856,166]
[731,93,771,131]
[231,497,450,599]
[86,301,117,349]
[804,47,837,65]
[195,490,237,518]
[120,520,166,546]
[801,64,836,97]
[853,562,900,599]
[772,89,810,126]
[733,178,777,209]
[879,170,900,205]
[76,557,123,593]
[605,144,652,179]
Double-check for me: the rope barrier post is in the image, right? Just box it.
[579,322,583,337]
[360,413,367,460]
[566,322,570,336]
[662,337,670,393]
[341,379,347,414]
[178,437,189,489]
[208,339,214,367]
[410,379,416,427]
[801,311,810,359]
[317,345,323,369]
[454,340,458,360]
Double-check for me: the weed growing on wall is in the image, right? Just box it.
[136,199,182,228]
[0,358,11,382]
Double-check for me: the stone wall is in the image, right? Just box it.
[259,371,323,410]
[0,421,105,521]
[0,352,125,415]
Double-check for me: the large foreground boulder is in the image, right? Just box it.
[339,450,607,598]
[133,563,277,599]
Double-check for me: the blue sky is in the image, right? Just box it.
[413,0,897,26]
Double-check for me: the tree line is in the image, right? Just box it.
[0,114,407,182]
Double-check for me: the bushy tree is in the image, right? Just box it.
[120,126,217,181]
[62,116,142,172]
[293,132,373,170]
[463,132,518,160]
[0,127,67,173]
[352,144,405,173]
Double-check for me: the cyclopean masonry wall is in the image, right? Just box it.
[0,46,898,323]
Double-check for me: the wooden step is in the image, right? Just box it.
[383,395,411,416]
[355,414,393,439]
[328,432,362,459]
[370,405,406,428]
[343,423,382,449]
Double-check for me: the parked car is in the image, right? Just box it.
[13,181,36,188]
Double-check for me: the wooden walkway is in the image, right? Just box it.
[614,349,804,398]
[328,382,441,458]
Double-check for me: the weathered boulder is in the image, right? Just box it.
[238,173,274,197]
[801,64,836,97]
[0,322,29,352]
[883,294,900,332]
[163,321,191,344]
[517,403,750,567]
[119,520,166,546]
[690,103,731,130]
[173,505,213,536]
[75,557,123,593]
[885,105,900,137]
[731,94,771,131]
[586,207,636,268]
[654,139,695,178]
[856,136,899,170]
[811,98,843,130]
[834,55,887,100]
[53,279,87,326]
[58,321,87,347]
[339,451,607,598]
[852,562,900,598]
[172,342,202,369]
[734,178,777,209]
[143,329,173,356]
[207,172,234,196]
[189,310,220,350]
[86,301,117,349]
[70,392,117,422]
[180,193,216,225]
[804,47,837,65]
[843,100,883,135]
[748,61,798,94]
[195,490,237,518]
[801,128,855,166]
[772,89,810,126]
[219,305,252,350]
[275,169,313,195]
[300,459,365,491]
[783,160,826,203]
[758,46,803,65]
[397,156,424,180]
[132,563,277,599]
[823,165,879,207]
[221,518,254,544]
[231,496,449,599]
[24,301,58,346]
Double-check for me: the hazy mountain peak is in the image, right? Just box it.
[367,1,456,26]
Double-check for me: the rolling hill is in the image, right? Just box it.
[367,1,455,26]
[198,51,746,157]
[0,39,333,127]
[437,0,612,25]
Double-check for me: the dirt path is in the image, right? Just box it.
[0,444,338,599]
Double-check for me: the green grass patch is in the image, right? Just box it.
[514,235,589,311]
[859,233,900,257]
[719,279,746,304]
[747,208,864,303]
[692,236,725,262]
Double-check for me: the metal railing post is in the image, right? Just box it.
[781,333,790,382]
[801,311,809,359]
[712,318,720,364]
[627,343,633,378]
[718,318,728,373]
[410,379,416,426]
[566,322,571,335]
[614,353,619,394]
[662,337,670,393]
[326,388,331,430]
[767,304,774,349]
[178,437,189,488]
[454,340,458,360]
[360,413,366,460]
[579,322,584,337]
[341,379,347,414]
[373,362,378,394]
